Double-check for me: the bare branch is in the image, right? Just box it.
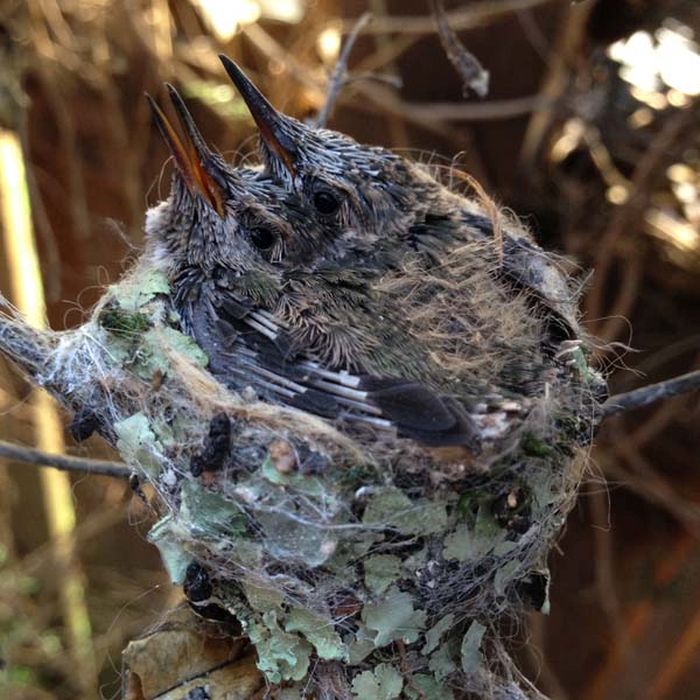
[602,370,700,418]
[314,12,372,128]
[430,0,489,98]
[0,438,130,478]
[0,305,56,379]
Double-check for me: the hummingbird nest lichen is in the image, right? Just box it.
[0,58,606,700]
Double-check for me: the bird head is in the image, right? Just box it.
[145,84,381,275]
[219,56,451,261]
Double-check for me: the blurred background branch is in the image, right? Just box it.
[602,369,700,417]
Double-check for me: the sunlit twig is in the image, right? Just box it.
[314,13,372,128]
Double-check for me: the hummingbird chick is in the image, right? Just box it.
[145,71,589,457]
[146,86,482,449]
[220,56,581,341]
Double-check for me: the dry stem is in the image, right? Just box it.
[602,370,700,418]
[0,438,129,478]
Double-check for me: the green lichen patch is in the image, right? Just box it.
[99,284,208,388]
[362,588,427,647]
[324,534,379,576]
[260,455,326,498]
[428,641,458,682]
[126,326,208,381]
[97,307,151,337]
[521,433,554,458]
[443,523,490,562]
[147,515,191,585]
[422,613,455,655]
[179,480,248,541]
[494,559,522,597]
[247,610,312,683]
[351,663,404,700]
[362,487,447,536]
[256,510,338,568]
[146,326,208,367]
[242,580,284,613]
[114,412,163,476]
[529,466,564,512]
[112,268,170,311]
[566,345,603,386]
[406,675,455,700]
[460,621,486,674]
[443,503,503,562]
[285,608,345,661]
[364,554,402,595]
[346,626,376,665]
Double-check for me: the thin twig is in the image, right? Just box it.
[0,438,130,478]
[602,370,700,418]
[314,13,372,128]
[430,0,489,97]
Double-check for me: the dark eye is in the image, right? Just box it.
[312,189,340,216]
[250,227,276,251]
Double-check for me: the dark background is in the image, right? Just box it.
[0,0,699,697]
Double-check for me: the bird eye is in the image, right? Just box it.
[312,189,341,216]
[249,227,276,251]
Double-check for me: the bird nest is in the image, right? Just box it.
[0,222,603,699]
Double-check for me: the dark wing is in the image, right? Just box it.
[187,293,480,449]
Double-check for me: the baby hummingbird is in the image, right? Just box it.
[146,85,483,449]
[214,58,602,452]
[219,55,581,342]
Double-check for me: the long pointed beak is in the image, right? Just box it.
[146,87,225,217]
[218,55,298,177]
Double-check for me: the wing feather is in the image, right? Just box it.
[187,292,480,449]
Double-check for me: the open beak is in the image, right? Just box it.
[146,86,225,217]
[218,55,298,177]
